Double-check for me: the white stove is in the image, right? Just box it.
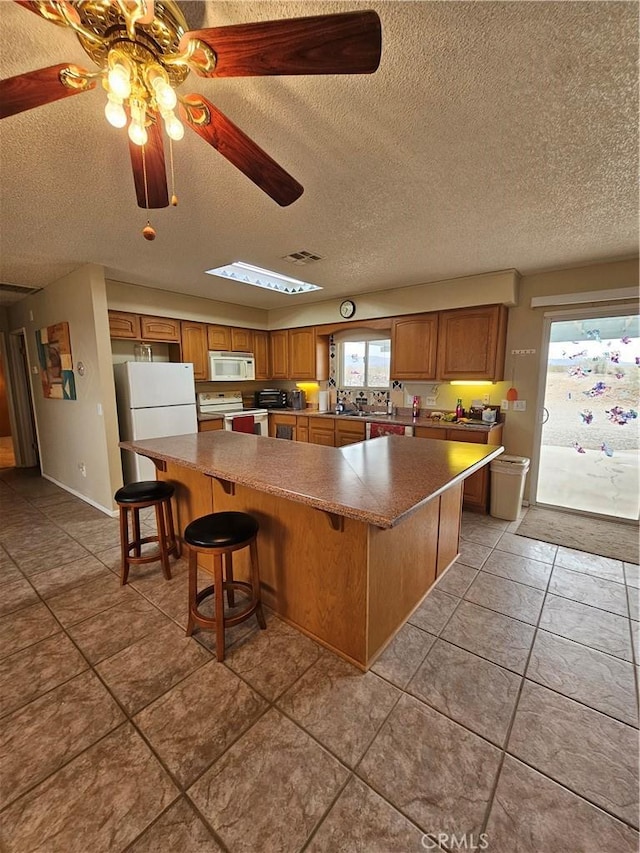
[197,391,268,435]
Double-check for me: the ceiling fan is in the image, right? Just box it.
[0,0,382,217]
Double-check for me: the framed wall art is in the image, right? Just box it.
[35,321,76,400]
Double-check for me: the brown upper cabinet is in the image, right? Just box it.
[180,321,208,381]
[108,310,141,340]
[437,304,507,381]
[230,327,253,352]
[207,324,231,351]
[390,315,438,380]
[269,330,289,380]
[289,328,329,381]
[139,315,181,342]
[252,330,270,381]
[207,324,253,353]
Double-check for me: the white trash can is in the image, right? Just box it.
[490,455,530,521]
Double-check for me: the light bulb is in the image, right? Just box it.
[164,113,184,141]
[128,120,148,146]
[153,78,177,111]
[104,94,126,128]
[108,62,131,100]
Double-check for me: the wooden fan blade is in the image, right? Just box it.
[0,64,95,120]
[179,95,303,207]
[14,1,44,15]
[182,10,381,78]
[128,112,169,209]
[14,1,82,27]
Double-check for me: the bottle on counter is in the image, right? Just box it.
[386,394,394,416]
[412,396,420,419]
[455,398,464,419]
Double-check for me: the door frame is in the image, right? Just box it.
[530,301,639,515]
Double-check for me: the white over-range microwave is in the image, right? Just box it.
[208,351,256,382]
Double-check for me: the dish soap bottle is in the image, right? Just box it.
[455,398,464,420]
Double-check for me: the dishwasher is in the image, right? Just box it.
[366,422,414,439]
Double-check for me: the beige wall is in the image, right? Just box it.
[268,270,519,329]
[8,265,122,513]
[106,279,268,329]
[107,270,518,331]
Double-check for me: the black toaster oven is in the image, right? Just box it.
[255,389,288,409]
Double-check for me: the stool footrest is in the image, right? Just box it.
[193,582,260,629]
[125,535,178,566]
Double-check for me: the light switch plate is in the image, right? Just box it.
[424,396,437,407]
[513,400,527,411]
[500,399,509,412]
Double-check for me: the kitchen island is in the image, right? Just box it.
[121,431,503,669]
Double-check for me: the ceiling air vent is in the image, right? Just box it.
[281,250,324,265]
[0,282,41,306]
[0,283,40,294]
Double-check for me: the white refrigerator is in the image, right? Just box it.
[114,361,198,483]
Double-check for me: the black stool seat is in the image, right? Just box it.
[115,480,174,504]
[185,512,259,549]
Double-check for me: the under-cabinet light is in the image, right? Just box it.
[449,381,495,386]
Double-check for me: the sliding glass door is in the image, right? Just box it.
[535,310,639,521]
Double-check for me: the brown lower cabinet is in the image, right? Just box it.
[268,412,298,440]
[295,416,309,443]
[335,419,366,447]
[308,416,335,446]
[414,424,503,512]
[198,419,223,432]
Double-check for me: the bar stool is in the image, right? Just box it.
[184,511,266,661]
[115,481,179,585]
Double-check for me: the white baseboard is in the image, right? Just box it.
[42,473,118,518]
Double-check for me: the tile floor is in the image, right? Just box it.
[0,467,638,852]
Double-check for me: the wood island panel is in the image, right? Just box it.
[211,478,370,665]
[367,497,440,660]
[158,461,214,569]
[436,482,463,576]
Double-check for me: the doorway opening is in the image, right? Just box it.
[534,309,639,521]
[5,329,40,470]
[0,334,16,469]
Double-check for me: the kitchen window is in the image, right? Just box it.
[337,333,391,389]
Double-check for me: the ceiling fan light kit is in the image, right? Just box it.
[2,0,382,240]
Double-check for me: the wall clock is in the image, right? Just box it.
[340,300,356,319]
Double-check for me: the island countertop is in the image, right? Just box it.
[121,431,504,529]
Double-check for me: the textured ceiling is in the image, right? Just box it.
[0,1,637,309]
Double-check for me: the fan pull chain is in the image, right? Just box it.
[169,138,178,206]
[141,143,156,241]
